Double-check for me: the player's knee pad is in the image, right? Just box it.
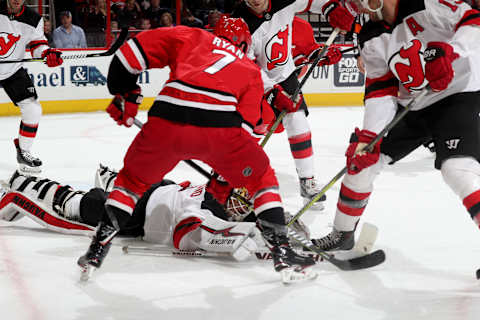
[17,97,42,123]
[80,188,107,226]
[441,157,480,198]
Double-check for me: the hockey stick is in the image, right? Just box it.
[287,88,430,227]
[260,27,340,148]
[0,28,129,64]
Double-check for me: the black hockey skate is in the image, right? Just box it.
[14,138,42,175]
[299,177,326,211]
[78,222,118,281]
[311,228,355,251]
[258,219,317,283]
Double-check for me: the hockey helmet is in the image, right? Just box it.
[347,0,384,19]
[225,188,252,221]
[214,16,252,53]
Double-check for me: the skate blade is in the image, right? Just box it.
[18,164,41,176]
[303,197,325,211]
[79,264,96,282]
[280,266,318,284]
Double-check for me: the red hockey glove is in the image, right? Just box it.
[345,128,382,175]
[322,0,355,32]
[41,48,63,67]
[265,84,303,113]
[316,46,342,67]
[423,42,459,92]
[106,88,143,127]
[206,176,233,205]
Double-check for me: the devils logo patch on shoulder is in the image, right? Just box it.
[0,32,21,59]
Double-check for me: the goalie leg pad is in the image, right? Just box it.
[174,214,258,260]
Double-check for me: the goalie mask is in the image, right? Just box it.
[225,188,252,221]
[214,16,252,54]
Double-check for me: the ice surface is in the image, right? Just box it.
[0,108,478,320]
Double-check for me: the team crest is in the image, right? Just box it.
[388,39,428,92]
[265,25,289,70]
[0,32,21,59]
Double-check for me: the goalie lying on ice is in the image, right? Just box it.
[0,166,310,262]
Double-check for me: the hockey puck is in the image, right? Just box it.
[476,268,480,280]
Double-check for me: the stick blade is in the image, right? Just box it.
[329,249,386,271]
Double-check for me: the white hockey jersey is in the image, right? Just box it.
[233,0,329,90]
[360,0,480,133]
[0,3,49,80]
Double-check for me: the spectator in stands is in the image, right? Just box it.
[139,0,150,11]
[122,0,142,26]
[145,0,171,28]
[204,9,222,30]
[181,7,203,28]
[139,17,152,30]
[53,11,87,48]
[159,12,174,27]
[84,0,107,47]
[43,17,55,47]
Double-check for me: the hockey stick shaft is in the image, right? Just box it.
[0,28,129,64]
[260,28,340,148]
[286,88,430,227]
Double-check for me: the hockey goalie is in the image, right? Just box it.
[0,167,312,268]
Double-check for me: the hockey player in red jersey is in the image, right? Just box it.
[313,0,480,256]
[233,0,355,210]
[77,18,317,282]
[0,0,63,174]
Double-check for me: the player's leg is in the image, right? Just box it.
[1,68,42,174]
[279,72,325,210]
[434,92,480,230]
[203,128,316,273]
[312,107,431,251]
[78,117,182,271]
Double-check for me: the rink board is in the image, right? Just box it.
[0,47,364,116]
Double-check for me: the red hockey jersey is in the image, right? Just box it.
[115,26,265,135]
[292,16,321,67]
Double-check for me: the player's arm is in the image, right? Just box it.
[29,18,63,67]
[295,0,355,32]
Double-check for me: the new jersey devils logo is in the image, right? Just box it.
[389,39,428,92]
[0,32,21,59]
[266,25,289,70]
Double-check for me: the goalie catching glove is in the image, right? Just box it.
[106,88,143,127]
[346,128,382,175]
[265,84,303,113]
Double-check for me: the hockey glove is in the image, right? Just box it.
[322,0,355,32]
[265,84,303,113]
[41,48,63,67]
[424,42,459,92]
[315,45,343,67]
[206,175,233,206]
[106,88,143,127]
[345,128,382,175]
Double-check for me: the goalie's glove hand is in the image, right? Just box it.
[265,84,303,113]
[206,175,233,206]
[41,48,63,67]
[424,41,459,92]
[345,128,382,175]
[106,88,143,127]
[321,0,355,32]
[316,46,342,67]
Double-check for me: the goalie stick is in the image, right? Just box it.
[260,27,340,148]
[0,28,129,64]
[121,222,380,270]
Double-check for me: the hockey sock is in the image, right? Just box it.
[18,121,38,151]
[284,111,315,178]
[334,183,371,231]
[257,207,286,225]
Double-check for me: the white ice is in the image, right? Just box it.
[0,107,478,320]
